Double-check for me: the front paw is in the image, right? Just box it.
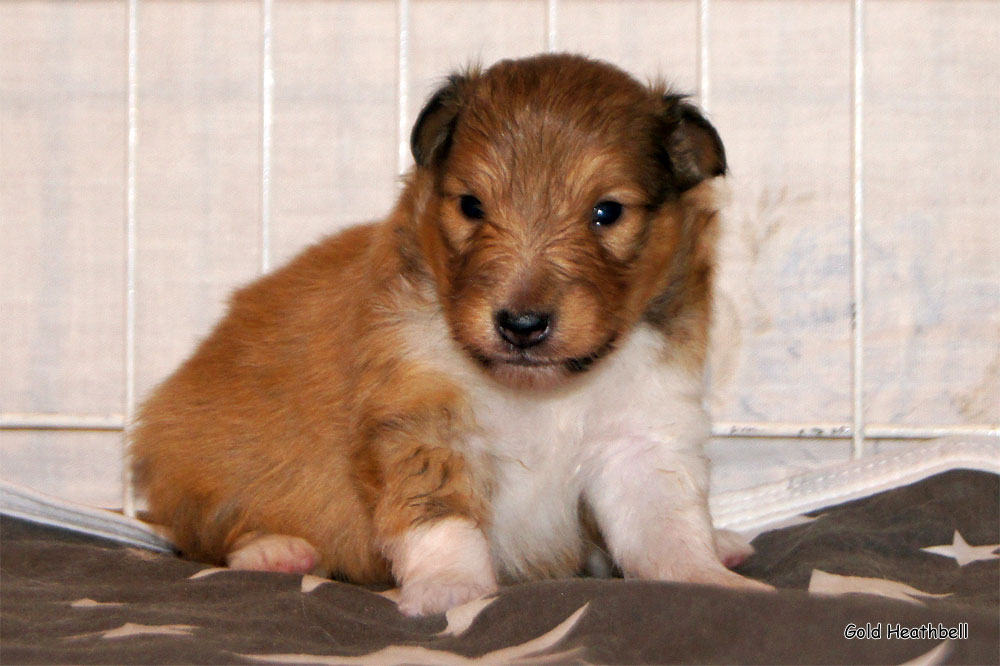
[388,518,498,616]
[398,575,498,616]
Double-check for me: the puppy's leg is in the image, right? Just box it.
[374,445,497,616]
[387,517,497,616]
[585,427,770,591]
[226,531,322,575]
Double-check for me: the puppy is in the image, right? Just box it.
[132,53,768,616]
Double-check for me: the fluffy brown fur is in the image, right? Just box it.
[132,54,764,615]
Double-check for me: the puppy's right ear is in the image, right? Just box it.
[658,94,727,193]
[410,74,467,168]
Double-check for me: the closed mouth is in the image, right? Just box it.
[470,353,561,370]
[465,334,619,375]
[498,356,559,367]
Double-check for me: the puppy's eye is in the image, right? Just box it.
[591,200,623,227]
[459,195,486,220]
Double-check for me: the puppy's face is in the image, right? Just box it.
[410,55,725,389]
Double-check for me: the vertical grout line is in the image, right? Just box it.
[397,0,410,177]
[122,0,139,517]
[546,0,558,53]
[696,0,712,398]
[260,0,274,273]
[850,0,866,459]
[697,0,711,112]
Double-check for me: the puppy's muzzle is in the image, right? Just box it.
[494,309,551,349]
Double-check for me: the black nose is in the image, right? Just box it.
[495,309,551,349]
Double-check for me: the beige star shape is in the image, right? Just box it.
[921,530,1000,567]
[239,603,590,665]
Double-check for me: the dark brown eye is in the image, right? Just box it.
[591,200,623,227]
[459,195,486,220]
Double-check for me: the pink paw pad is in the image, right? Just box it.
[226,534,320,574]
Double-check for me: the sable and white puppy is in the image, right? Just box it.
[132,54,769,616]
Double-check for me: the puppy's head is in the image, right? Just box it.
[409,54,725,389]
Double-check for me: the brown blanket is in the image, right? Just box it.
[2,470,997,664]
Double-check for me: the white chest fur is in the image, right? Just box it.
[464,326,710,580]
[393,296,710,581]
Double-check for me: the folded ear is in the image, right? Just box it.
[659,95,727,192]
[410,74,468,168]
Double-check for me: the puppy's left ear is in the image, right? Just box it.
[659,95,727,192]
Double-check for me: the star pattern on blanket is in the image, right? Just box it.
[101,623,197,640]
[437,596,498,637]
[902,641,952,666]
[190,568,460,622]
[301,575,501,627]
[70,598,124,608]
[300,574,331,593]
[238,602,590,665]
[807,569,952,606]
[921,530,1000,567]
[64,622,197,641]
[188,566,228,579]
